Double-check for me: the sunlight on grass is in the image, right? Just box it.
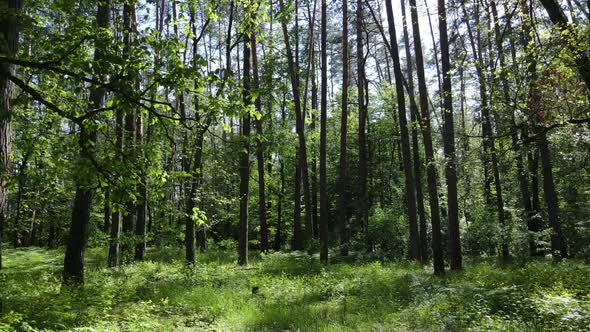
[1,248,590,331]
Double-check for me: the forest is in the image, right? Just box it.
[1,0,590,330]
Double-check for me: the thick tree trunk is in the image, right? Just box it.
[409,0,444,275]
[0,0,21,271]
[337,0,350,256]
[63,0,110,284]
[319,0,329,264]
[438,0,462,270]
[385,0,420,262]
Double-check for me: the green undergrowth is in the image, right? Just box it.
[1,247,589,331]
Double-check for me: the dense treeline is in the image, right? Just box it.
[0,0,589,287]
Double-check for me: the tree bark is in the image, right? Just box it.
[438,0,462,270]
[409,0,444,275]
[356,0,369,252]
[251,33,268,252]
[319,0,329,264]
[0,0,22,271]
[63,0,110,284]
[278,0,314,243]
[384,0,420,262]
[337,0,350,256]
[402,0,428,263]
[238,30,251,266]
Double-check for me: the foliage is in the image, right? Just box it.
[2,248,590,331]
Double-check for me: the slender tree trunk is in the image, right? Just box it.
[385,0,420,262]
[63,0,110,284]
[0,0,22,271]
[337,0,350,256]
[465,1,508,260]
[134,114,147,261]
[121,1,137,259]
[402,0,427,263]
[319,0,329,264]
[293,149,303,250]
[276,156,285,250]
[185,130,204,265]
[356,0,369,252]
[251,33,268,252]
[438,0,462,270]
[103,189,111,233]
[275,95,287,250]
[238,30,251,266]
[279,0,313,243]
[108,110,123,267]
[409,0,444,274]
[523,0,567,260]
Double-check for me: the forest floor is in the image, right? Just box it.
[1,247,589,331]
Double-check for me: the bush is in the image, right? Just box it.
[367,207,408,259]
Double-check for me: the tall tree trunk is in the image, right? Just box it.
[501,0,535,256]
[438,0,462,270]
[63,0,111,284]
[251,33,268,252]
[356,0,369,252]
[464,1,508,260]
[337,0,350,256]
[278,0,313,243]
[0,0,22,271]
[384,0,420,262]
[523,0,566,260]
[121,1,137,259]
[185,130,204,265]
[319,0,329,264]
[409,0,444,274]
[238,30,251,266]
[402,0,428,263]
[134,113,147,261]
[109,110,123,267]
[275,95,287,250]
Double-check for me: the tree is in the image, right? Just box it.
[252,29,268,253]
[338,0,350,256]
[238,21,252,266]
[356,0,369,250]
[0,0,21,271]
[438,0,461,270]
[279,0,314,243]
[319,0,328,264]
[63,0,111,284]
[408,0,444,275]
[384,0,420,262]
[401,0,428,263]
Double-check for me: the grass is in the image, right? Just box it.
[1,247,590,331]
